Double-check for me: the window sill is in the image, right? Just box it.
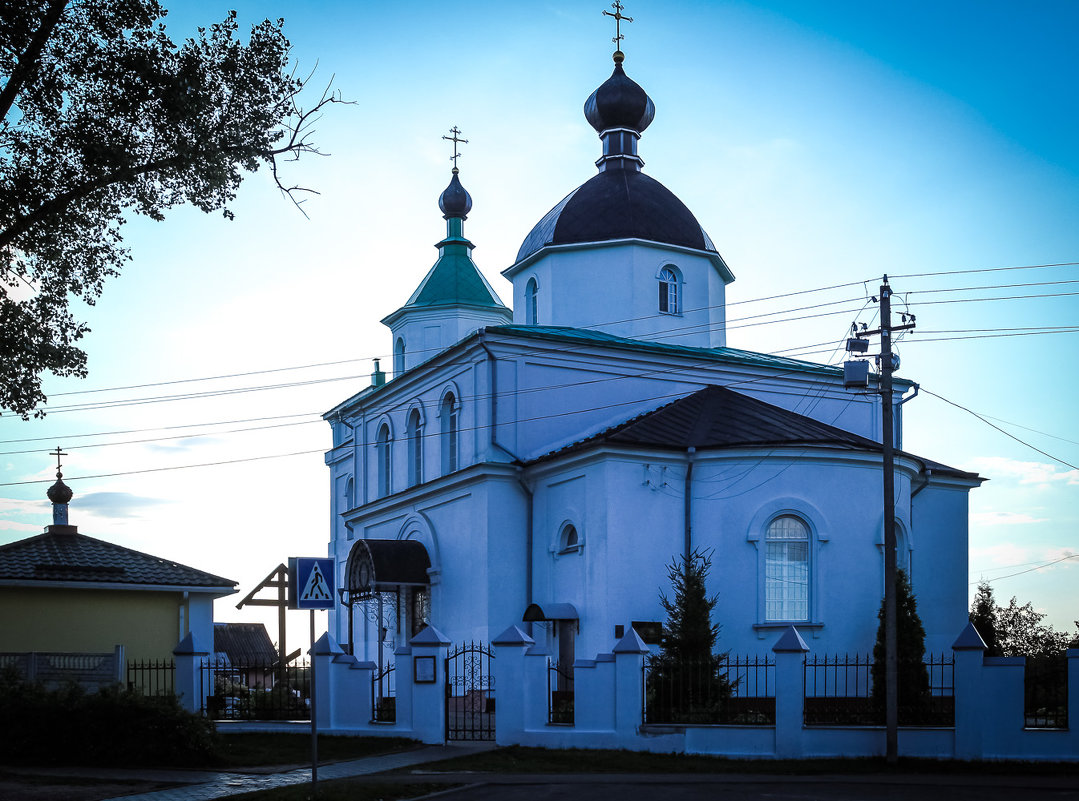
[753,622,823,639]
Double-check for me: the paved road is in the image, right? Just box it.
[409,774,1079,801]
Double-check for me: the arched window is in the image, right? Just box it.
[394,338,405,377]
[406,409,423,487]
[658,266,681,314]
[440,392,458,474]
[558,523,581,554]
[525,278,538,326]
[376,423,392,498]
[765,515,809,621]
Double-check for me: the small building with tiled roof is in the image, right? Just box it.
[320,44,983,675]
[0,473,236,666]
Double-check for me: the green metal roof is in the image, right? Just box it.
[403,233,508,310]
[486,325,885,382]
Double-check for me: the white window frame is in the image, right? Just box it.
[525,277,539,326]
[439,391,458,474]
[375,422,392,498]
[406,407,424,488]
[394,337,405,377]
[658,265,681,315]
[764,515,810,622]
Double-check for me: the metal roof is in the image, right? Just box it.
[487,325,853,380]
[213,622,278,663]
[515,169,717,265]
[0,526,237,590]
[530,384,979,480]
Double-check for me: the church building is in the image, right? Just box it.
[322,41,980,675]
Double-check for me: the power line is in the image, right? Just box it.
[923,388,1079,471]
[969,554,1079,586]
[891,261,1079,280]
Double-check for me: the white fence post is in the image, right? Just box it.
[952,621,987,760]
[409,626,451,744]
[613,629,649,736]
[172,633,209,714]
[772,626,809,759]
[492,625,534,744]
[311,632,344,730]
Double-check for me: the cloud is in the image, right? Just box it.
[0,519,43,533]
[145,436,221,454]
[967,456,1079,487]
[0,496,51,517]
[971,511,1048,526]
[72,492,169,519]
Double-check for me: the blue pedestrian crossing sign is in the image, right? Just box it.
[289,557,335,610]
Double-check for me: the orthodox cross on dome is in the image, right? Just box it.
[442,126,468,171]
[603,1,633,50]
[51,445,67,477]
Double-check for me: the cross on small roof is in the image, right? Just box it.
[603,1,633,49]
[51,445,67,477]
[442,126,468,170]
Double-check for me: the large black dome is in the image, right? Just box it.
[515,169,717,265]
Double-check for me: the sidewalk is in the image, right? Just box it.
[83,741,496,801]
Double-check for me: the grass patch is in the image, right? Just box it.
[226,780,455,801]
[214,734,419,768]
[405,745,1079,776]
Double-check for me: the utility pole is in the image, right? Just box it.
[845,275,915,764]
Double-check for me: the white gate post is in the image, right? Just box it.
[492,625,534,744]
[409,626,451,743]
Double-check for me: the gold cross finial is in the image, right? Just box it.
[442,126,468,171]
[51,445,67,477]
[603,2,633,49]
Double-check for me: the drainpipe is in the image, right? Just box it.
[684,447,696,560]
[479,336,534,632]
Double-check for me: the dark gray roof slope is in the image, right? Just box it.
[515,169,717,265]
[0,527,236,589]
[532,385,979,480]
[214,623,277,663]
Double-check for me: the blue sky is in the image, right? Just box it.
[2,1,1076,644]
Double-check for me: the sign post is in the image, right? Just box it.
[289,557,335,798]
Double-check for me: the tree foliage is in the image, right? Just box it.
[871,569,929,708]
[1,0,339,418]
[969,581,1076,658]
[647,550,733,723]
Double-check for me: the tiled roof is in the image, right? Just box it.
[214,622,278,663]
[0,526,236,590]
[530,385,979,480]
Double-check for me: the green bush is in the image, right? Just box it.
[0,669,216,767]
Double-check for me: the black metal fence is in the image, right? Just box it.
[127,659,175,697]
[547,660,574,725]
[1025,653,1068,729]
[803,652,954,726]
[371,663,396,723]
[199,658,310,721]
[644,654,776,725]
[445,641,495,741]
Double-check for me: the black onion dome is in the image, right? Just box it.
[47,476,73,505]
[515,169,717,264]
[584,61,655,133]
[438,168,472,219]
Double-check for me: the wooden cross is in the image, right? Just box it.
[51,445,67,476]
[603,1,633,48]
[442,126,468,169]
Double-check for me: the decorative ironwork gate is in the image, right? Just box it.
[445,641,495,741]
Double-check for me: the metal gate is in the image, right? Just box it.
[445,641,495,740]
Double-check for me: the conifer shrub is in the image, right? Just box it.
[871,569,931,722]
[646,550,734,723]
